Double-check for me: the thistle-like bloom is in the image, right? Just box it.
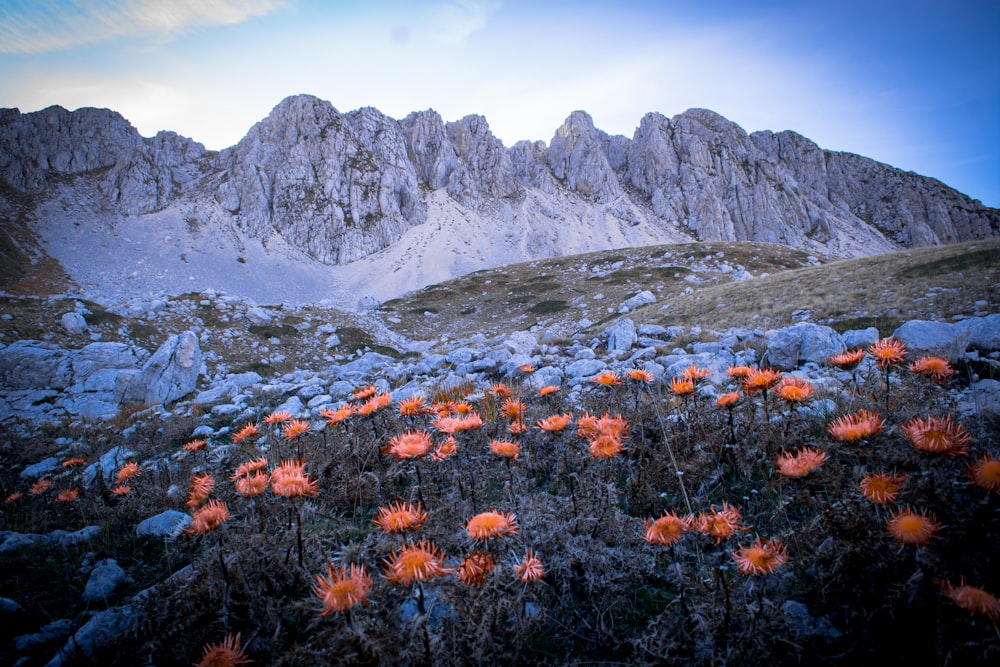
[116,462,142,485]
[859,472,906,504]
[517,364,536,373]
[775,448,827,478]
[186,473,215,508]
[372,501,428,533]
[576,411,599,438]
[742,368,782,395]
[231,422,259,444]
[183,439,208,452]
[508,421,528,435]
[109,484,132,496]
[900,415,970,456]
[452,401,475,416]
[715,391,740,408]
[732,537,789,575]
[909,355,956,383]
[313,563,373,616]
[727,365,753,379]
[515,548,544,582]
[537,385,560,396]
[196,631,252,667]
[282,419,311,441]
[5,492,24,503]
[398,396,427,417]
[431,436,458,461]
[188,499,230,534]
[458,551,496,586]
[357,393,392,416]
[592,370,621,386]
[644,511,692,546]
[887,507,940,546]
[56,488,79,503]
[775,377,813,403]
[352,385,378,401]
[62,457,87,467]
[869,337,907,367]
[263,410,293,425]
[968,455,1000,493]
[537,413,572,432]
[669,376,695,396]
[490,383,512,398]
[489,438,520,460]
[589,435,624,459]
[626,368,654,383]
[696,502,748,544]
[680,364,712,382]
[384,430,434,460]
[466,509,520,540]
[30,479,52,495]
[500,399,526,421]
[938,579,1000,622]
[320,404,355,425]
[828,348,865,370]
[827,409,884,442]
[270,460,319,498]
[231,456,268,481]
[235,473,269,497]
[432,413,484,434]
[383,540,453,585]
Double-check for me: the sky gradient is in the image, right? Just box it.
[1,0,998,207]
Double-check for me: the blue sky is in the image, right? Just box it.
[1,0,998,207]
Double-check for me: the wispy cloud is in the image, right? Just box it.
[0,0,284,54]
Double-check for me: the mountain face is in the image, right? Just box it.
[1,95,997,305]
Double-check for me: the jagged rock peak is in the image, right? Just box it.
[548,110,623,203]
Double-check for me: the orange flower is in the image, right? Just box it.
[5,492,24,503]
[508,421,528,435]
[592,370,621,386]
[827,409,884,442]
[696,502,748,544]
[732,537,789,575]
[231,422,259,444]
[576,411,599,439]
[938,579,1000,622]
[432,413,483,434]
[231,456,268,481]
[466,509,520,540]
[517,364,536,373]
[536,413,572,432]
[187,499,230,534]
[372,501,428,533]
[643,512,692,546]
[828,348,865,370]
[453,401,475,416]
[626,368,653,383]
[383,540,452,584]
[61,457,87,467]
[398,396,427,417]
[183,439,207,452]
[669,376,695,396]
[715,391,740,408]
[537,385,560,396]
[500,399,526,421]
[680,364,712,382]
[186,473,215,508]
[431,436,458,461]
[968,455,1000,493]
[742,368,782,395]
[458,551,496,586]
[263,410,293,425]
[775,377,813,403]
[270,460,319,498]
[313,563,372,616]
[116,462,142,485]
[490,383,511,398]
[909,355,956,383]
[321,404,356,425]
[109,484,132,496]
[196,631,252,667]
[357,393,392,415]
[887,507,940,546]
[589,435,624,459]
[352,385,378,401]
[282,418,311,441]
[235,473,269,497]
[775,448,827,478]
[489,439,520,460]
[900,415,970,456]
[869,337,907,367]
[727,365,754,379]
[56,489,79,503]
[859,472,906,504]
[384,430,434,460]
[515,548,545,582]
[30,479,52,495]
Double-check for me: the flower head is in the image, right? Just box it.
[669,376,695,396]
[696,502,748,544]
[489,439,520,460]
[231,456,268,481]
[313,563,372,616]
[727,365,754,379]
[466,509,520,540]
[537,385,560,397]
[357,392,392,416]
[109,484,132,496]
[900,415,970,456]
[352,385,378,401]
[515,548,544,583]
[270,460,319,498]
[715,391,741,408]
[263,410,293,425]
[775,448,827,478]
[909,356,956,383]
[592,370,621,386]
[775,377,813,403]
[969,455,1000,493]
[383,540,452,585]
[188,499,230,534]
[458,551,496,586]
[196,631,252,667]
[183,439,208,452]
[827,409,884,442]
[508,421,528,435]
[742,368,782,395]
[186,473,215,508]
[500,399,526,421]
[431,436,458,461]
[30,479,52,495]
[536,413,572,432]
[398,396,427,417]
[869,338,907,367]
[589,435,624,459]
[115,462,142,485]
[490,383,511,398]
[56,488,79,503]
[321,403,356,425]
[732,537,789,575]
[62,457,87,467]
[680,364,712,382]
[626,368,653,383]
[887,507,940,546]
[235,473,269,497]
[517,364,536,373]
[828,348,865,370]
[384,430,434,460]
[859,472,906,504]
[372,501,428,534]
[282,419,311,441]
[643,512,692,546]
[231,422,259,444]
[938,579,1000,622]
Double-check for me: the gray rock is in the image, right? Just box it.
[841,327,880,350]
[765,322,845,370]
[504,331,538,356]
[892,319,970,362]
[82,446,136,488]
[245,306,273,326]
[273,395,305,417]
[0,341,72,391]
[13,618,75,653]
[60,312,88,334]
[618,290,656,313]
[605,319,637,353]
[954,313,1000,351]
[136,510,192,537]
[0,597,23,614]
[119,331,202,405]
[45,604,140,667]
[957,378,1000,418]
[565,358,607,380]
[20,457,59,479]
[82,558,129,602]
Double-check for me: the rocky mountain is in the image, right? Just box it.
[1,95,997,307]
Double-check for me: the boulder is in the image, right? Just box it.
[891,320,970,362]
[119,331,202,406]
[618,290,656,314]
[954,313,1000,351]
[765,323,844,370]
[60,312,88,334]
[0,341,72,391]
[605,319,637,353]
[82,558,130,602]
[136,510,192,538]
